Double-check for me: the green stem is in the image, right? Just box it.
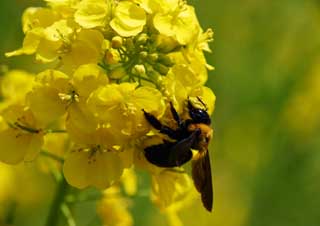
[45,173,69,226]
[61,204,76,226]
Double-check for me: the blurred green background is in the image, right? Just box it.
[1,0,320,226]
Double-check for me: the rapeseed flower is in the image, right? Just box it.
[3,0,216,224]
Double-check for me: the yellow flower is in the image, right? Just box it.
[21,7,61,33]
[63,128,130,189]
[71,63,109,97]
[87,83,165,141]
[27,69,71,125]
[2,0,216,216]
[110,1,146,37]
[134,0,179,14]
[189,86,216,116]
[6,7,75,63]
[153,4,199,45]
[66,63,109,135]
[44,0,80,17]
[74,0,110,29]
[179,28,215,72]
[97,187,133,226]
[0,105,44,164]
[5,28,42,58]
[60,29,104,73]
[151,169,194,209]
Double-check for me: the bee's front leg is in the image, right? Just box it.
[142,109,178,140]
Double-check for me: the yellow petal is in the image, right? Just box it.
[153,5,199,45]
[153,14,175,36]
[151,169,193,208]
[35,38,63,63]
[43,20,73,42]
[22,7,60,33]
[72,63,109,98]
[27,70,70,125]
[28,86,67,125]
[134,0,179,14]
[5,29,42,57]
[63,149,125,189]
[110,1,146,37]
[67,102,98,135]
[190,86,216,115]
[0,129,43,164]
[87,85,124,118]
[61,29,104,72]
[74,0,110,29]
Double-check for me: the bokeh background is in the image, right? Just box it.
[1,0,320,226]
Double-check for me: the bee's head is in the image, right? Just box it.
[187,98,211,125]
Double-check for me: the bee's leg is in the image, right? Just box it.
[143,110,178,139]
[169,102,181,125]
[196,96,208,110]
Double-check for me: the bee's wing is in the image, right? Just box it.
[192,148,213,212]
[144,130,199,168]
[167,129,199,166]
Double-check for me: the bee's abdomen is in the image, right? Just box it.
[144,141,192,167]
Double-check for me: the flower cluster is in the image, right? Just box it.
[2,0,215,223]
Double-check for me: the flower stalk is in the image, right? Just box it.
[45,172,70,226]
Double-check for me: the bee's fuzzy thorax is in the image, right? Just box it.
[188,123,213,137]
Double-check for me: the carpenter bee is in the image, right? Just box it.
[142,98,213,212]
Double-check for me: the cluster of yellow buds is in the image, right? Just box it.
[1,0,215,224]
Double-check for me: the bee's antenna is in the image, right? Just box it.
[196,96,207,111]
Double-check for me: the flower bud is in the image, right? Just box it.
[153,63,169,75]
[148,53,158,62]
[125,38,134,51]
[132,64,146,76]
[157,54,174,67]
[154,35,179,53]
[136,33,148,45]
[109,67,127,79]
[111,36,123,49]
[139,51,148,59]
[104,50,120,65]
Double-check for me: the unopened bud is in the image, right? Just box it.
[153,63,169,75]
[125,38,134,50]
[104,50,119,65]
[132,64,146,75]
[109,67,126,79]
[111,36,123,49]
[155,35,179,53]
[158,54,174,67]
[136,33,148,45]
[139,51,148,59]
[148,53,158,61]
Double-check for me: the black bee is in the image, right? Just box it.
[142,98,213,212]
